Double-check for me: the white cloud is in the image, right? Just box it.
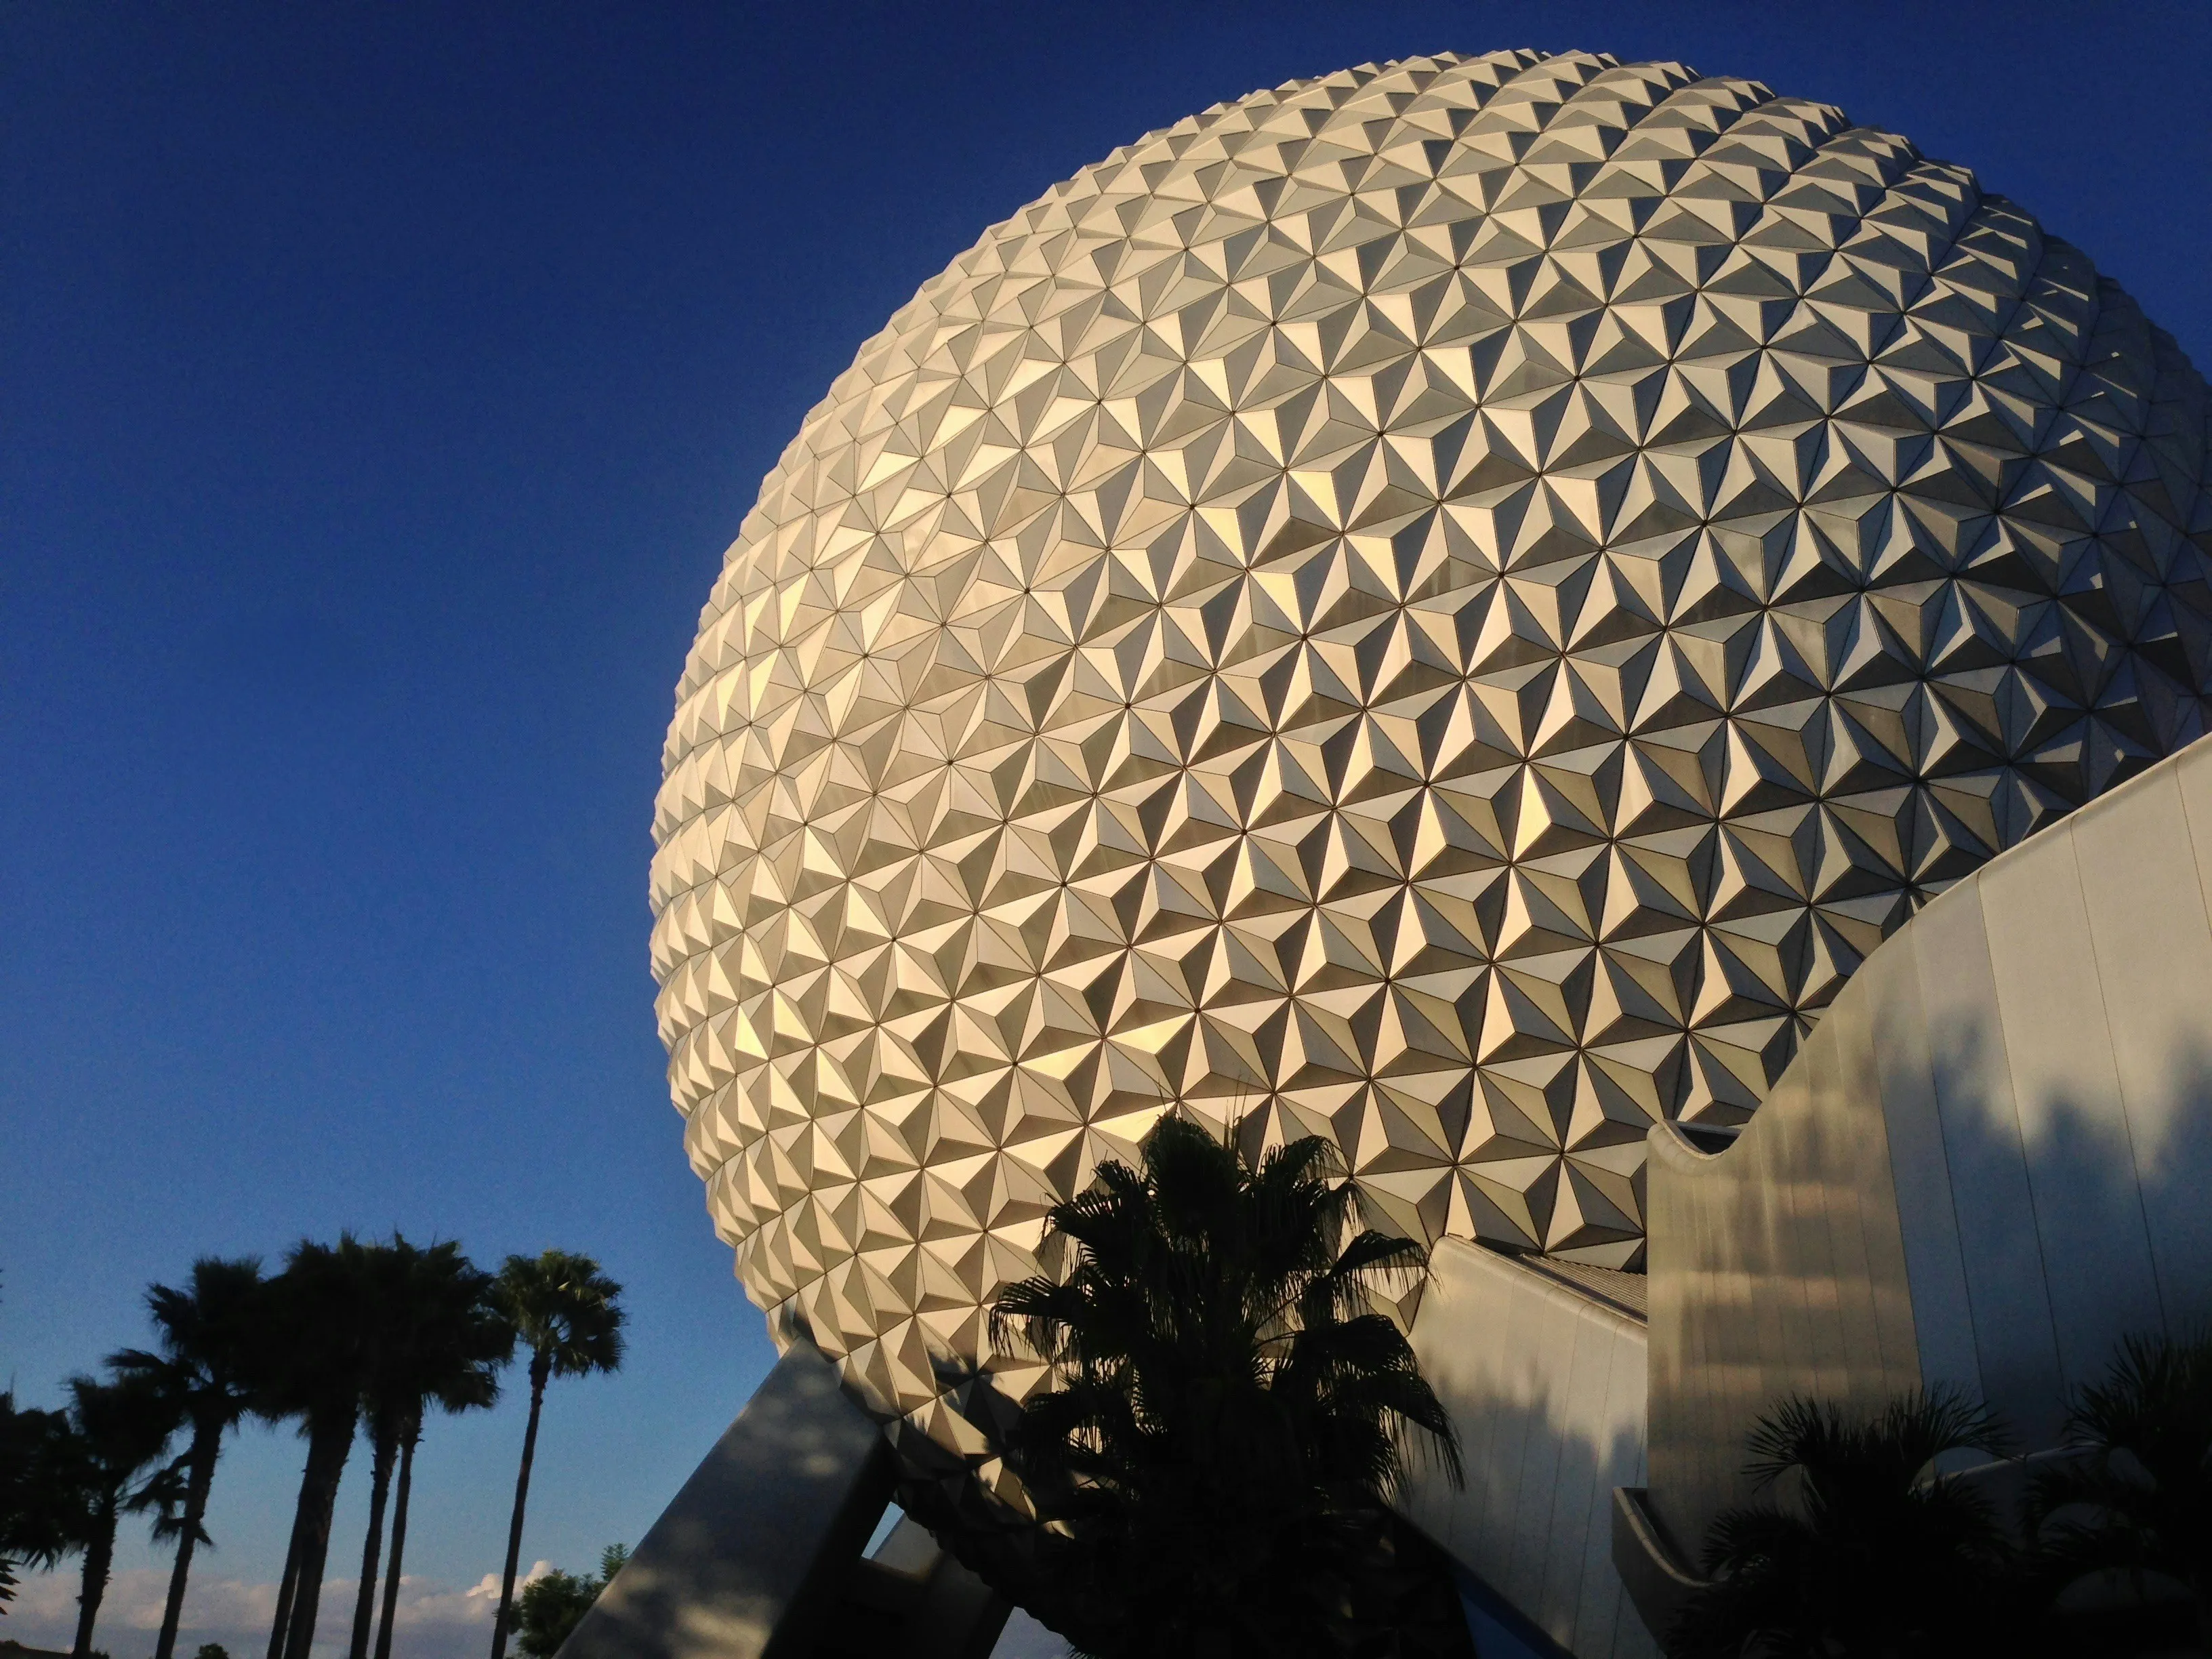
[4,1562,553,1659]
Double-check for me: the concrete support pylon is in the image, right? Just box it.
[558,1343,1008,1659]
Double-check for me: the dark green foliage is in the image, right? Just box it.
[2026,1328,2212,1650]
[987,1115,1465,1659]
[494,1256,626,1387]
[512,1545,627,1659]
[194,1643,233,1659]
[1672,1387,2017,1658]
[512,1572,596,1659]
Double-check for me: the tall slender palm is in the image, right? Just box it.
[2028,1328,2212,1645]
[339,1239,412,1659]
[56,1370,182,1659]
[372,1330,502,1659]
[989,1116,1462,1659]
[259,1237,375,1659]
[346,1238,510,1659]
[487,1251,624,1659]
[108,1256,267,1659]
[1673,1387,2016,1657]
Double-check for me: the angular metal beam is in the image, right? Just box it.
[560,1344,892,1659]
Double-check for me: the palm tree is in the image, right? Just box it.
[988,1115,1462,1659]
[0,1391,71,1609]
[1672,1387,2016,1658]
[487,1251,625,1659]
[108,1257,267,1659]
[2027,1328,2212,1647]
[346,1238,510,1659]
[55,1370,182,1659]
[259,1237,375,1659]
[372,1340,501,1659]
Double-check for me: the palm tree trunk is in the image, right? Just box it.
[345,1417,398,1659]
[489,1355,550,1659]
[372,1418,419,1659]
[281,1415,356,1659]
[71,1496,117,1659]
[154,1428,220,1659]
[266,1469,310,1659]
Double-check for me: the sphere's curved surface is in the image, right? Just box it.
[651,49,2212,1445]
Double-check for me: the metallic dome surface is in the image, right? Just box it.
[651,49,2212,1448]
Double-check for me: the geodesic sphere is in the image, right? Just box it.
[649,48,2212,1446]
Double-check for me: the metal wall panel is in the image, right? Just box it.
[1639,734,2212,1572]
[2081,763,2212,1327]
[1906,878,2068,1441]
[1861,932,1980,1395]
[1980,828,2163,1395]
[1401,1239,1660,1659]
[1828,985,1920,1387]
[1641,1004,1923,1555]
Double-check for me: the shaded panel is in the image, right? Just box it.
[1980,830,2163,1395]
[1862,932,1978,1394]
[1641,1004,1921,1553]
[1400,1240,1658,1658]
[564,1345,892,1659]
[1826,975,1921,1389]
[1906,877,2067,1439]
[2123,745,2212,1324]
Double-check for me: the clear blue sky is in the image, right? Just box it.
[4,0,2208,1639]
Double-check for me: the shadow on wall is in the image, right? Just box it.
[1414,1396,1653,1659]
[1397,1240,1661,1659]
[1920,1017,2212,1436]
[1646,733,2212,1568]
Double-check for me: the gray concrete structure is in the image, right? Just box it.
[1400,1242,1659,1658]
[561,1346,1006,1659]
[809,1519,1010,1659]
[1630,732,2212,1594]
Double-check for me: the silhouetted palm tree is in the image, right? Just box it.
[372,1338,501,1659]
[487,1251,625,1659]
[1673,1387,2015,1658]
[109,1256,268,1659]
[346,1238,510,1659]
[56,1370,182,1659]
[2028,1328,2212,1647]
[260,1238,375,1659]
[989,1115,1462,1659]
[0,1391,71,1610]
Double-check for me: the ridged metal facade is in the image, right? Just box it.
[649,48,2212,1466]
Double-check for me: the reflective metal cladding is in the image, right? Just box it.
[648,48,2212,1460]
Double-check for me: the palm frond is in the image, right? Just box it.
[987,1113,1464,1654]
[1698,1503,1816,1577]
